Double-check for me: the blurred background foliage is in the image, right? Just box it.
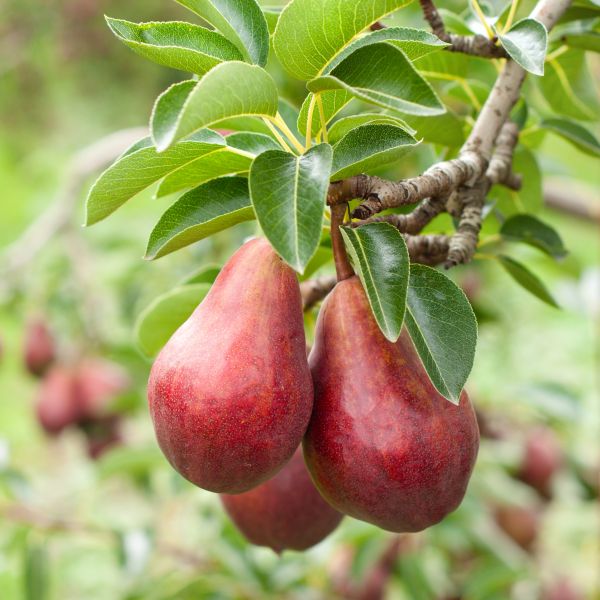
[0,0,598,599]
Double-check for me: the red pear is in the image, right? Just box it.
[80,415,123,460]
[543,577,583,600]
[148,238,313,493]
[74,358,130,419]
[221,448,342,552]
[36,366,80,435]
[23,317,56,377]
[518,427,562,498]
[304,277,479,533]
[494,504,540,551]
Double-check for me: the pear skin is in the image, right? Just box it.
[221,448,342,552]
[148,238,313,493]
[304,276,479,533]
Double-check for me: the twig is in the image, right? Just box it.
[419,0,447,38]
[405,234,451,265]
[329,0,571,268]
[329,153,487,217]
[544,185,600,223]
[300,275,337,310]
[446,33,508,58]
[354,196,447,234]
[445,181,488,267]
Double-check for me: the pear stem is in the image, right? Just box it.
[330,203,354,281]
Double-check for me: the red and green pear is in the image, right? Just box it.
[304,276,479,533]
[148,238,313,493]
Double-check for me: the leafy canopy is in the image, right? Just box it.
[87,0,599,400]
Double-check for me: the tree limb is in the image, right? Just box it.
[301,275,337,310]
[329,0,571,268]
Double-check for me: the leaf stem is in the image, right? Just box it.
[273,113,305,153]
[545,44,568,62]
[263,118,294,154]
[502,0,520,33]
[316,94,329,143]
[471,0,496,39]
[461,80,482,111]
[305,95,317,149]
[331,203,354,281]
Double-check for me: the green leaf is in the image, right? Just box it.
[85,130,225,225]
[490,146,542,214]
[155,132,279,197]
[277,98,303,145]
[331,123,419,179]
[500,214,567,258]
[263,8,281,34]
[135,284,211,357]
[402,111,466,146]
[151,62,278,151]
[444,79,491,106]
[539,49,600,120]
[307,43,445,116]
[497,255,559,307]
[179,264,221,285]
[497,18,548,75]
[273,0,412,80]
[212,99,301,141]
[405,264,477,403]
[328,113,415,143]
[340,223,409,342]
[105,17,243,75]
[415,50,471,79]
[249,144,333,273]
[438,9,475,35]
[226,131,282,154]
[146,177,253,259]
[324,27,448,73]
[562,31,600,52]
[97,445,168,478]
[175,0,269,66]
[210,115,273,135]
[300,245,333,281]
[541,118,600,156]
[298,90,353,139]
[155,148,251,197]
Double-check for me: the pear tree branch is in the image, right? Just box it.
[328,0,570,268]
[418,0,509,58]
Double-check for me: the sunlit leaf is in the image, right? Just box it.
[151,62,278,151]
[273,0,413,80]
[146,177,253,259]
[175,0,269,66]
[249,144,333,273]
[85,130,225,225]
[331,123,419,179]
[106,17,243,75]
